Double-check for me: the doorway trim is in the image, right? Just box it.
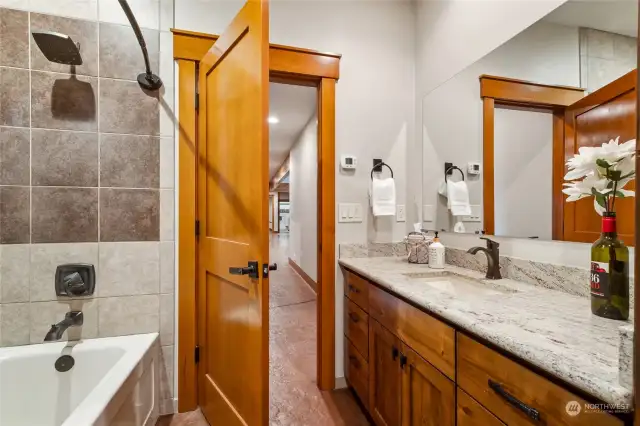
[172,29,340,412]
[479,75,584,237]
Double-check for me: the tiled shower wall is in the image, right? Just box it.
[0,1,176,414]
[580,27,637,93]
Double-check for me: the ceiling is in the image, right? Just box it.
[543,0,637,38]
[269,83,317,179]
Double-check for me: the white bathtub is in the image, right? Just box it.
[0,333,159,426]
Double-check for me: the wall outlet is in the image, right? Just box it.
[397,205,406,222]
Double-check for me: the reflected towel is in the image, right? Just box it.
[446,180,471,216]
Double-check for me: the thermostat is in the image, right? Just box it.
[467,162,481,175]
[341,155,357,170]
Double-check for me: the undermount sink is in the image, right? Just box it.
[402,271,520,296]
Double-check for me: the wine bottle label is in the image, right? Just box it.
[590,261,610,299]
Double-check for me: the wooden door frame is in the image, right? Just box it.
[479,75,584,237]
[173,28,340,412]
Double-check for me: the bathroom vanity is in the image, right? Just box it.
[340,256,631,426]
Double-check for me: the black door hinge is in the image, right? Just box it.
[195,346,200,364]
[195,93,200,111]
[195,220,200,237]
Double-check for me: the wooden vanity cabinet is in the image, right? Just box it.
[369,319,403,426]
[342,269,625,426]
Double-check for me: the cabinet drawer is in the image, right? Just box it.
[345,338,369,409]
[344,297,369,360]
[457,334,623,426]
[344,270,369,311]
[368,283,455,379]
[457,388,505,426]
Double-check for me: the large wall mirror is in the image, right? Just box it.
[422,0,637,246]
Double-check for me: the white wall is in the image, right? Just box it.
[421,20,580,233]
[290,116,318,281]
[176,0,415,379]
[494,108,553,240]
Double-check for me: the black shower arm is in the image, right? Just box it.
[117,0,153,76]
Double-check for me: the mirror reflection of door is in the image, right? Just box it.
[421,0,637,246]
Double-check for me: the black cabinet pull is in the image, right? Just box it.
[349,355,360,368]
[392,346,399,361]
[399,353,407,369]
[488,380,540,422]
[349,284,360,293]
[348,312,359,323]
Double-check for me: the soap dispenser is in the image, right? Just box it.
[429,232,445,269]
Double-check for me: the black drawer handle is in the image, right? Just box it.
[392,346,399,360]
[348,312,360,323]
[349,284,361,294]
[488,379,540,422]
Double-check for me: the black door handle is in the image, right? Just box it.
[229,261,259,279]
[392,346,399,361]
[268,263,278,271]
[488,380,540,421]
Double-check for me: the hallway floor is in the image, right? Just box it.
[159,233,369,426]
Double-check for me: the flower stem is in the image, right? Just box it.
[611,179,618,212]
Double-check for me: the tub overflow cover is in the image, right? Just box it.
[55,355,75,372]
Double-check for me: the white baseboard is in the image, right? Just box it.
[335,376,348,389]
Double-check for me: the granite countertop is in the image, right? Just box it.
[339,256,633,407]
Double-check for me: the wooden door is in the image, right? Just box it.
[563,70,636,246]
[400,344,455,426]
[369,319,402,426]
[196,1,270,425]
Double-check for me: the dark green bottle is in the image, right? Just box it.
[590,212,629,320]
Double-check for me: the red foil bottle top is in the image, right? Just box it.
[602,215,617,233]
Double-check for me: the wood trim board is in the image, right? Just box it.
[175,29,340,411]
[288,257,318,293]
[480,76,585,237]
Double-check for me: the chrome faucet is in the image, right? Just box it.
[44,311,83,342]
[467,237,502,280]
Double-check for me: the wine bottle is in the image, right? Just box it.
[590,212,629,320]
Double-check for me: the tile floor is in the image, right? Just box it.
[157,233,370,426]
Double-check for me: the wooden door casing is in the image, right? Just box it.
[401,345,455,426]
[196,1,270,425]
[369,319,402,426]
[563,70,636,246]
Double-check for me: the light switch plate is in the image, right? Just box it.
[397,205,406,222]
[338,203,363,223]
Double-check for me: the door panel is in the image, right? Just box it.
[563,70,636,246]
[369,319,402,426]
[197,1,269,425]
[401,344,455,426]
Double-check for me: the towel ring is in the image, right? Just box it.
[371,161,394,180]
[445,166,464,182]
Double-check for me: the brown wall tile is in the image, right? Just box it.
[0,186,29,244]
[32,129,98,186]
[100,134,159,188]
[0,8,28,68]
[31,70,98,131]
[99,78,159,135]
[100,189,159,242]
[32,187,98,243]
[0,127,29,185]
[99,23,159,81]
[0,67,29,127]
[30,13,98,76]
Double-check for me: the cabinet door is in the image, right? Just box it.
[457,388,505,426]
[401,344,455,426]
[369,319,402,426]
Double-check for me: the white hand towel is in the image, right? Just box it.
[370,177,396,216]
[446,180,471,216]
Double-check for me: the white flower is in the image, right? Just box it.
[564,137,636,215]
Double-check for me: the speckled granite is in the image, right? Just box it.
[339,242,408,259]
[338,256,633,408]
[446,247,635,304]
[619,325,633,390]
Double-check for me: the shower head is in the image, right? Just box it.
[31,31,83,65]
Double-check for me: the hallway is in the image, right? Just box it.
[160,234,369,426]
